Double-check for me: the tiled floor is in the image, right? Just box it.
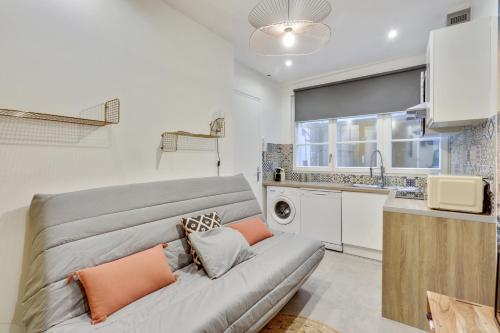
[280,250,425,333]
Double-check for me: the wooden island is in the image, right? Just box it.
[382,194,497,330]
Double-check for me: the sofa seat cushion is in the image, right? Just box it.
[46,232,324,333]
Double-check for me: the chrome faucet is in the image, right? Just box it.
[369,149,385,188]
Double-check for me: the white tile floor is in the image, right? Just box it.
[281,250,425,333]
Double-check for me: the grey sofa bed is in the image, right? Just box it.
[22,174,325,333]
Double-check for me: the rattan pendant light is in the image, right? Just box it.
[249,0,332,56]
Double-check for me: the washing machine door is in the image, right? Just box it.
[272,197,296,225]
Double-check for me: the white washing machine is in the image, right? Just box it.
[266,186,301,234]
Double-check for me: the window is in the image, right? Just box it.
[295,120,330,168]
[335,116,378,168]
[390,113,441,169]
[293,113,445,174]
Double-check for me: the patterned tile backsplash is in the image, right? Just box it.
[448,116,497,218]
[449,116,496,182]
[497,116,500,240]
[262,143,428,190]
[263,115,497,196]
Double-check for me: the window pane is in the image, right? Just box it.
[296,120,329,145]
[336,116,377,142]
[418,139,440,168]
[392,141,418,168]
[391,113,421,140]
[296,144,329,167]
[336,142,377,167]
[392,139,440,168]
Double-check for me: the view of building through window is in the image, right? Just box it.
[295,113,442,171]
[391,113,440,169]
[336,116,377,168]
[295,120,329,167]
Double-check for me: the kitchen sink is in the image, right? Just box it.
[351,184,419,193]
[351,183,388,189]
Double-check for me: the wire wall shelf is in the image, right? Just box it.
[161,118,225,152]
[0,98,120,126]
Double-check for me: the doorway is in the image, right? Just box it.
[232,90,263,207]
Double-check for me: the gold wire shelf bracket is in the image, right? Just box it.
[161,118,225,152]
[210,118,225,138]
[0,99,120,126]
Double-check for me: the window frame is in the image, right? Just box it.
[382,115,448,175]
[332,115,383,173]
[293,119,333,173]
[292,114,448,175]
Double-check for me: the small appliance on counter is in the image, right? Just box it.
[274,168,285,182]
[427,175,486,213]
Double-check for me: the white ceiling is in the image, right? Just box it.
[163,0,466,83]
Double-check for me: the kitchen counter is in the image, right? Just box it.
[263,180,390,195]
[264,181,495,223]
[383,192,495,223]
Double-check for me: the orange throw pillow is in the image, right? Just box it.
[229,217,273,245]
[68,244,176,324]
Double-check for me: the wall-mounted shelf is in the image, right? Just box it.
[0,99,120,126]
[165,131,220,139]
[161,118,225,152]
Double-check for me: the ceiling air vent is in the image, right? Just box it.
[447,8,471,26]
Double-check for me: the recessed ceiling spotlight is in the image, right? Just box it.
[285,59,293,67]
[387,29,399,40]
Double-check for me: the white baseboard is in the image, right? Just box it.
[343,244,382,261]
[323,242,343,252]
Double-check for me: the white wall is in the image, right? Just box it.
[233,62,286,144]
[0,0,234,326]
[470,0,498,18]
[279,54,427,143]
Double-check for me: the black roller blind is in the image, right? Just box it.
[294,67,424,122]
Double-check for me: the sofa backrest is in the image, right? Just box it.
[22,174,261,332]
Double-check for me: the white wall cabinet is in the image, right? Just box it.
[341,191,388,260]
[300,190,342,251]
[427,17,497,128]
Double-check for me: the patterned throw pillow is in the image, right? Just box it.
[181,212,222,270]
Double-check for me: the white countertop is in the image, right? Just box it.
[263,181,496,223]
[263,180,390,194]
[383,192,496,223]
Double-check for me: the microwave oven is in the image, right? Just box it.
[427,175,484,213]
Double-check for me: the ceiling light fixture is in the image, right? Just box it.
[249,0,332,56]
[285,59,293,67]
[387,29,399,40]
[282,28,296,48]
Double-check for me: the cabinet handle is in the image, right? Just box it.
[426,312,435,332]
[428,319,435,332]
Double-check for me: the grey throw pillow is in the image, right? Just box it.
[188,227,255,279]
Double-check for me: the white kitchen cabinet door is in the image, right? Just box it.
[341,192,388,251]
[428,17,496,128]
[300,190,342,249]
